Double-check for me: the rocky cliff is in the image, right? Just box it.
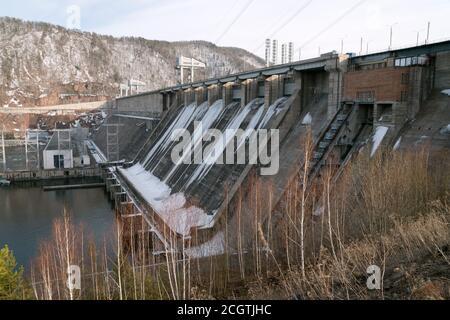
[0,17,264,108]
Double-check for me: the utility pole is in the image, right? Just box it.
[389,27,393,50]
[426,22,430,44]
[360,37,363,55]
[388,23,398,51]
[341,39,344,54]
[1,127,5,171]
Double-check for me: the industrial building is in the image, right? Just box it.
[43,128,90,170]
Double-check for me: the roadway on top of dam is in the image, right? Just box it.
[116,39,450,101]
[117,53,336,99]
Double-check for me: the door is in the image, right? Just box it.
[53,154,65,169]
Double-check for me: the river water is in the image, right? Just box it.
[0,180,115,268]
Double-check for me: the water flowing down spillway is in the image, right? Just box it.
[119,97,289,236]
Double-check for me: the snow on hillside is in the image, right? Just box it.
[0,17,265,106]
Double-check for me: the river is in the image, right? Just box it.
[0,180,115,268]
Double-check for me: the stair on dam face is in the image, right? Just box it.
[309,108,352,176]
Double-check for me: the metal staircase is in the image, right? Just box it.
[308,106,354,180]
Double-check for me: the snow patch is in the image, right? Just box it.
[142,102,207,168]
[440,124,450,135]
[441,89,450,96]
[393,137,402,151]
[9,98,20,106]
[371,126,389,157]
[119,164,214,236]
[185,232,225,258]
[302,112,312,125]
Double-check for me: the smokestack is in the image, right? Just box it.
[265,39,271,67]
[288,42,294,63]
[281,43,287,64]
[272,40,278,65]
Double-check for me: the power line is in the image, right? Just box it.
[296,0,367,54]
[252,0,314,53]
[215,0,241,30]
[268,0,313,40]
[215,0,256,44]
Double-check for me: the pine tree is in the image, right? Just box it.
[0,245,28,300]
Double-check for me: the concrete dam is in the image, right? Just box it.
[93,41,450,256]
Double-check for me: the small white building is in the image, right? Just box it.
[43,128,90,170]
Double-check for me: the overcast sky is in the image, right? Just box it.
[1,0,449,59]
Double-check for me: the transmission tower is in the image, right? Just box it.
[104,124,123,162]
[25,129,42,170]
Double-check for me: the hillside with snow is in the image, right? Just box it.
[0,17,264,108]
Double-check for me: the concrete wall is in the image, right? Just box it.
[116,92,163,116]
[435,51,450,89]
[207,84,222,105]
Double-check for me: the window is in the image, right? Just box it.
[53,154,64,169]
[395,55,428,67]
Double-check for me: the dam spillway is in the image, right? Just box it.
[118,97,289,236]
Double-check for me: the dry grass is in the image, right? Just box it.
[27,147,450,300]
[245,147,450,300]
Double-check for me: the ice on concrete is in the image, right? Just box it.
[302,112,312,125]
[163,101,225,182]
[236,103,265,150]
[119,164,214,236]
[185,232,225,258]
[440,124,450,135]
[258,97,287,129]
[441,89,450,96]
[143,102,216,171]
[371,126,389,157]
[185,100,254,188]
[393,137,402,151]
[142,102,199,168]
